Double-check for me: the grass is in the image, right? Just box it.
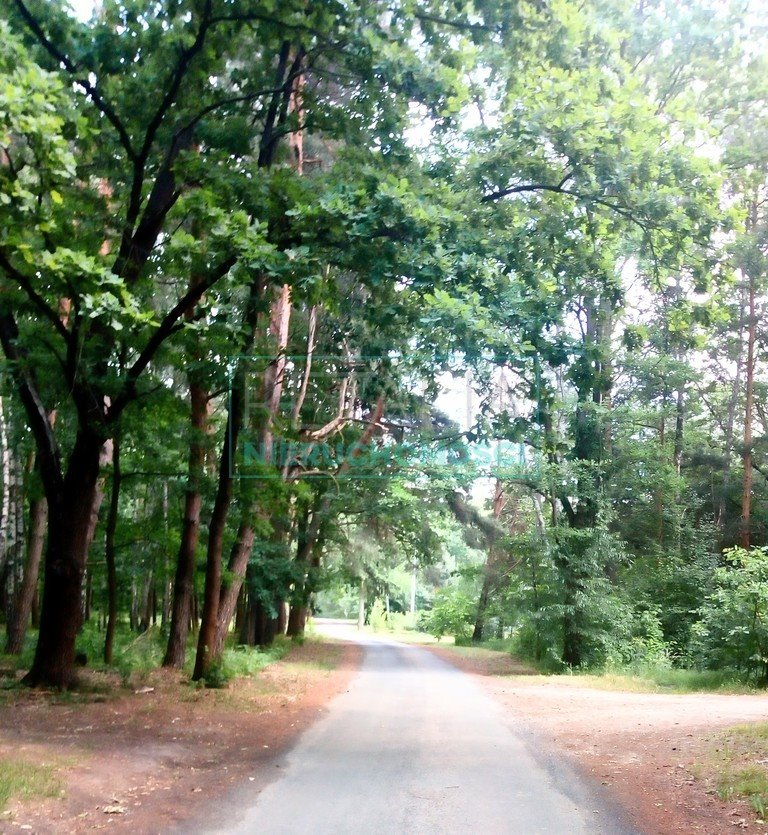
[0,621,297,692]
[565,667,757,694]
[212,637,290,682]
[0,759,62,812]
[363,625,455,645]
[695,723,768,820]
[391,631,760,693]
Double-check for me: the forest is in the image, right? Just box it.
[0,0,767,691]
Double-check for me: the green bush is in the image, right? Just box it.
[692,546,768,681]
[369,599,389,632]
[423,588,476,642]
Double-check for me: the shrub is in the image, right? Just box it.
[692,546,768,681]
[423,588,476,642]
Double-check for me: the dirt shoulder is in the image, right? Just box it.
[427,645,768,835]
[0,639,361,834]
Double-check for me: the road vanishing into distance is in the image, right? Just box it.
[207,621,636,835]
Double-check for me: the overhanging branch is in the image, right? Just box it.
[13,0,136,161]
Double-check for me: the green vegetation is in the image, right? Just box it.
[699,724,768,819]
[0,759,61,812]
[0,0,766,696]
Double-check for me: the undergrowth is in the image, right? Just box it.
[0,759,61,812]
[0,621,295,690]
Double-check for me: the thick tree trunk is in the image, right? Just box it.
[471,578,493,643]
[286,604,307,637]
[277,600,288,635]
[164,494,201,657]
[472,480,505,642]
[5,494,46,654]
[192,423,235,679]
[190,282,266,676]
[23,431,103,688]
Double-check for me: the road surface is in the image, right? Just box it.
[207,623,636,835]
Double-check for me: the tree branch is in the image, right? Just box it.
[0,249,71,344]
[136,0,214,165]
[12,0,136,161]
[0,310,62,497]
[108,253,237,419]
[414,12,499,33]
[481,181,644,226]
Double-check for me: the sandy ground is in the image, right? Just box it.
[427,645,768,834]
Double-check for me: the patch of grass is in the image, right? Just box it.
[718,765,768,818]
[421,638,759,692]
[695,723,768,820]
[646,667,755,693]
[0,632,37,676]
[222,639,289,677]
[365,626,454,646]
[200,637,291,688]
[558,667,756,694]
[283,644,342,673]
[0,759,62,811]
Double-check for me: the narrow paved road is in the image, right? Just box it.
[211,623,636,835]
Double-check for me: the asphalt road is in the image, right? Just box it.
[212,622,637,835]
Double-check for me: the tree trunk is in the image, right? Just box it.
[103,438,121,664]
[211,521,255,656]
[472,480,505,642]
[23,431,103,688]
[163,267,210,667]
[740,265,756,549]
[718,303,744,530]
[357,578,365,630]
[277,600,288,635]
[209,280,293,660]
[192,425,234,679]
[471,578,493,643]
[286,604,307,637]
[190,277,267,677]
[5,494,47,654]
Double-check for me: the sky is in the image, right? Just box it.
[69,0,96,21]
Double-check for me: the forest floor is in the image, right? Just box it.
[0,638,361,834]
[427,644,768,835]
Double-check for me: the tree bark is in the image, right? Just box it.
[5,493,46,654]
[103,438,121,664]
[191,46,306,678]
[357,577,365,630]
[205,282,292,664]
[739,263,756,549]
[472,480,505,642]
[23,429,104,688]
[163,376,208,667]
[211,521,255,656]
